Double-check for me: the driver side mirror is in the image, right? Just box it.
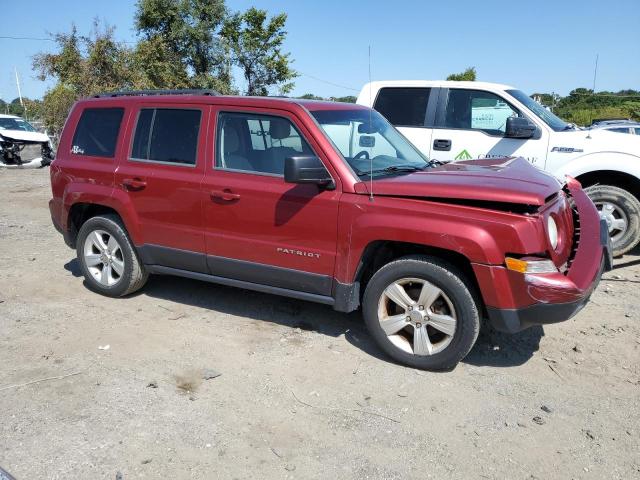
[505,117,538,139]
[284,156,335,190]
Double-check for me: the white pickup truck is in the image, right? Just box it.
[357,81,640,256]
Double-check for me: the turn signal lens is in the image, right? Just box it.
[505,257,558,274]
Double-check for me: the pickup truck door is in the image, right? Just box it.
[428,88,548,168]
[201,107,341,296]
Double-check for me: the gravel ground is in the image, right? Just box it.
[0,168,639,480]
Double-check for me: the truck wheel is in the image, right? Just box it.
[584,185,640,256]
[362,255,480,370]
[76,214,148,297]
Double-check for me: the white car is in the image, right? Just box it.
[357,81,640,256]
[0,114,53,168]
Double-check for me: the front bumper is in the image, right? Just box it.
[479,181,612,333]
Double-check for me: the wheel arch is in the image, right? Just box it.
[353,240,484,311]
[574,170,640,201]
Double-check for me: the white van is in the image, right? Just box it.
[357,81,640,255]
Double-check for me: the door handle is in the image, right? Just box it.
[122,178,147,190]
[211,189,241,202]
[433,139,452,151]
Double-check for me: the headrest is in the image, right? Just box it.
[224,124,239,153]
[269,119,291,140]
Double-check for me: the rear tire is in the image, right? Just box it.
[362,255,480,370]
[76,214,148,297]
[584,184,640,256]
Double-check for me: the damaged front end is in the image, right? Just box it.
[0,133,53,169]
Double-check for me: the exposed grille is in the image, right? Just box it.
[565,191,581,273]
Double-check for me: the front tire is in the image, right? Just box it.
[584,185,640,256]
[76,214,148,297]
[362,255,480,370]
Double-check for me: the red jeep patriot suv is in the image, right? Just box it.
[49,90,612,370]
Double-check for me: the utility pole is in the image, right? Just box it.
[15,67,27,118]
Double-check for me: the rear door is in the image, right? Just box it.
[201,107,341,296]
[114,104,209,272]
[373,87,435,155]
[429,88,548,167]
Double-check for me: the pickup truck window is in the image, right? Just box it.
[443,89,520,136]
[216,112,314,175]
[373,87,430,127]
[131,108,201,165]
[506,89,569,132]
[311,108,429,177]
[72,108,124,157]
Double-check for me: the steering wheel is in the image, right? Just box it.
[354,150,370,160]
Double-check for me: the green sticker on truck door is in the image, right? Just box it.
[454,149,472,160]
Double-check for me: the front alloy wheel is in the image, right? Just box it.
[378,278,457,356]
[362,255,480,370]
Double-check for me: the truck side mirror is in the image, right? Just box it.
[505,117,538,139]
[284,156,335,190]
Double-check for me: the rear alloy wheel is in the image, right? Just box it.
[584,185,640,256]
[362,255,479,370]
[76,214,148,297]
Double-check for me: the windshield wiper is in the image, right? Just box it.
[357,164,428,177]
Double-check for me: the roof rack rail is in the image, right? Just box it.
[94,89,219,98]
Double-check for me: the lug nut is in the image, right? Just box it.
[418,305,424,310]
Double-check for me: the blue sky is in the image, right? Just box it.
[1,0,639,102]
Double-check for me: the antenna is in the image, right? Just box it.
[368,45,374,202]
[587,53,599,138]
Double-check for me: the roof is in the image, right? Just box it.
[360,80,517,92]
[0,114,20,119]
[81,93,366,112]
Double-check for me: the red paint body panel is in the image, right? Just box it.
[49,94,606,318]
[367,157,561,206]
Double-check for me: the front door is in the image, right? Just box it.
[201,108,341,296]
[429,88,548,168]
[114,105,208,272]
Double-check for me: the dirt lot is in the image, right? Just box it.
[0,168,639,480]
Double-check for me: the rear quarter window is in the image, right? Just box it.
[71,108,124,157]
[373,87,430,127]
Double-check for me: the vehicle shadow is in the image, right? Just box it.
[464,325,544,368]
[612,243,640,270]
[140,274,392,363]
[63,258,545,369]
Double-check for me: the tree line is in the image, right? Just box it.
[23,0,296,138]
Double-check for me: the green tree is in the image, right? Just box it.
[41,85,77,140]
[330,96,356,103]
[446,67,476,81]
[135,0,232,92]
[299,93,324,100]
[33,21,137,134]
[33,21,137,98]
[222,7,297,96]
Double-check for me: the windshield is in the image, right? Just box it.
[506,90,569,132]
[0,117,36,132]
[310,108,430,177]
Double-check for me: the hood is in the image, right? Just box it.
[555,128,640,155]
[0,129,50,143]
[362,157,562,206]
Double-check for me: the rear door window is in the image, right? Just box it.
[71,108,124,157]
[131,108,202,165]
[373,87,430,127]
